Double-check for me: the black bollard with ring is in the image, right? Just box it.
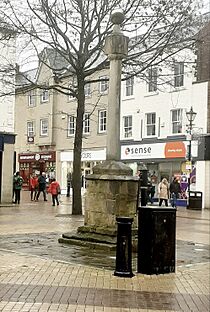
[114,216,134,278]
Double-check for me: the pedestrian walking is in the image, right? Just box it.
[48,178,61,206]
[13,171,23,204]
[158,178,169,207]
[36,172,47,201]
[66,171,72,197]
[170,177,181,208]
[29,174,38,201]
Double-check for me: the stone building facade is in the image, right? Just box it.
[14,23,210,208]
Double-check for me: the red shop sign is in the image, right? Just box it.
[18,151,56,163]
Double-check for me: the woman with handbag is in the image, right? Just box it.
[48,178,61,206]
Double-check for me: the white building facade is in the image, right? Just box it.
[0,24,16,203]
[120,53,210,208]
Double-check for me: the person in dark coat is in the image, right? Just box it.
[66,172,72,197]
[170,177,181,208]
[13,171,23,204]
[36,172,47,201]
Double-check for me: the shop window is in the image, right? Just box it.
[123,115,132,138]
[41,89,49,103]
[83,113,90,134]
[146,113,156,136]
[98,110,107,133]
[99,76,108,93]
[67,115,75,136]
[28,90,36,107]
[40,119,48,136]
[174,62,184,87]
[125,76,134,96]
[171,109,182,134]
[148,67,157,92]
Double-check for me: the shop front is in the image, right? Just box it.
[18,151,56,189]
[59,148,106,194]
[121,140,198,202]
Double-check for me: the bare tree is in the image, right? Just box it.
[0,0,201,214]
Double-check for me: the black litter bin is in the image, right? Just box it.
[138,206,176,275]
[188,191,202,210]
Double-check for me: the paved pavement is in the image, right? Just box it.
[0,191,209,311]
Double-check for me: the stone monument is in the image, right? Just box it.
[59,10,139,248]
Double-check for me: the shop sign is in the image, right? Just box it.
[19,151,56,163]
[121,141,197,160]
[27,136,34,143]
[60,149,106,162]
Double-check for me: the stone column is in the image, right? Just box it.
[60,11,139,248]
[103,10,129,160]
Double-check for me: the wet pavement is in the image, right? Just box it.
[0,192,209,311]
[0,233,209,271]
[0,192,209,270]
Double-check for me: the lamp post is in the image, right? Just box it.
[186,106,197,207]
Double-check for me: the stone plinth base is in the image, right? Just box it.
[59,161,139,250]
[83,160,139,233]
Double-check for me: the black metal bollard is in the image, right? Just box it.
[114,217,134,278]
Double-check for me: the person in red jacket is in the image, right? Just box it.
[29,174,39,201]
[48,178,61,206]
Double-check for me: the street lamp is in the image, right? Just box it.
[186,106,197,206]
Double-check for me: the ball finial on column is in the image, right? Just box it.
[111,9,125,25]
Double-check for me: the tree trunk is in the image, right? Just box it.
[72,76,85,215]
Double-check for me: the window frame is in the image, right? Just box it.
[40,119,48,137]
[27,121,35,137]
[28,90,36,107]
[84,83,91,97]
[83,113,90,134]
[98,110,107,133]
[99,76,108,94]
[148,67,158,92]
[67,115,75,136]
[174,62,184,87]
[171,109,182,134]
[41,89,49,103]
[125,77,134,96]
[123,115,132,138]
[146,113,156,136]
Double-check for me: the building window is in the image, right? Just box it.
[171,109,182,134]
[83,113,90,134]
[41,89,49,103]
[84,83,91,96]
[68,77,77,100]
[99,76,108,93]
[40,119,48,136]
[28,90,36,107]
[27,121,35,137]
[146,113,156,136]
[174,62,184,87]
[98,110,107,133]
[148,67,157,92]
[125,77,134,96]
[67,115,75,136]
[123,116,132,138]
